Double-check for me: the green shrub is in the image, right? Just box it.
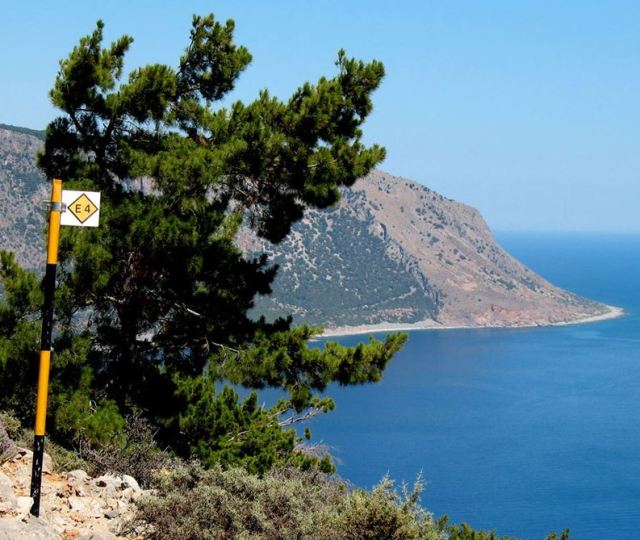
[0,410,87,472]
[337,475,439,540]
[55,392,126,447]
[136,463,570,540]
[135,464,441,540]
[436,517,570,540]
[78,412,173,487]
[0,410,21,439]
[0,408,170,482]
[0,416,17,463]
[41,435,88,472]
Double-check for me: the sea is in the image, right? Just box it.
[310,232,640,540]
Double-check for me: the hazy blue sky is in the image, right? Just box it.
[2,1,638,232]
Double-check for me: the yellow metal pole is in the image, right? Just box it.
[30,178,62,517]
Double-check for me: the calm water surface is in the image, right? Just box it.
[311,233,640,539]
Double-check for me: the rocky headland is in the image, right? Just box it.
[241,170,621,333]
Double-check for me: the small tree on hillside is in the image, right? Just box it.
[0,14,406,472]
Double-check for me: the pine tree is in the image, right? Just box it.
[1,14,406,471]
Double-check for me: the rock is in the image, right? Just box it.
[74,484,91,498]
[68,496,104,518]
[103,509,119,519]
[12,449,53,474]
[120,487,139,501]
[93,476,117,489]
[1,448,142,540]
[0,472,17,513]
[120,474,140,493]
[42,453,53,475]
[69,512,87,524]
[92,476,119,499]
[107,517,126,536]
[14,496,33,518]
[67,470,89,484]
[67,470,90,497]
[116,499,128,514]
[13,447,31,459]
[0,515,58,539]
[49,515,67,532]
[77,531,118,540]
[68,496,86,513]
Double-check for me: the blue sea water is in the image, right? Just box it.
[310,232,640,540]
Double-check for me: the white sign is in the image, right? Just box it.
[61,190,101,227]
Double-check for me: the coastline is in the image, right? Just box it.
[319,305,625,338]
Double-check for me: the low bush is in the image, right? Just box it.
[1,410,570,540]
[438,519,569,540]
[0,409,171,484]
[77,412,173,487]
[135,464,441,540]
[0,416,17,463]
[1,410,87,471]
[135,463,571,540]
[336,475,438,539]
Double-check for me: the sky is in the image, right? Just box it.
[1,1,638,233]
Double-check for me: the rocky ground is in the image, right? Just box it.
[0,448,150,540]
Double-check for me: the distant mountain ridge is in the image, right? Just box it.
[0,123,612,330]
[0,123,45,141]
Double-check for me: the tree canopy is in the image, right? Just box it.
[0,14,406,472]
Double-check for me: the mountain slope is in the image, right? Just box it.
[241,170,610,329]
[0,125,48,268]
[0,124,613,330]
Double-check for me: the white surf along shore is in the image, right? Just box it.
[320,305,625,338]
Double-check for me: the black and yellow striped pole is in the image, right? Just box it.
[30,178,62,517]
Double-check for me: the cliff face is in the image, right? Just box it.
[0,124,608,329]
[241,170,607,329]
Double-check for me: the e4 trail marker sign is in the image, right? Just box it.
[60,190,101,227]
[31,181,102,518]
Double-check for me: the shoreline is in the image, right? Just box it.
[319,305,625,338]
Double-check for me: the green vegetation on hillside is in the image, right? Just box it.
[0,408,569,539]
[253,194,439,326]
[136,463,569,540]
